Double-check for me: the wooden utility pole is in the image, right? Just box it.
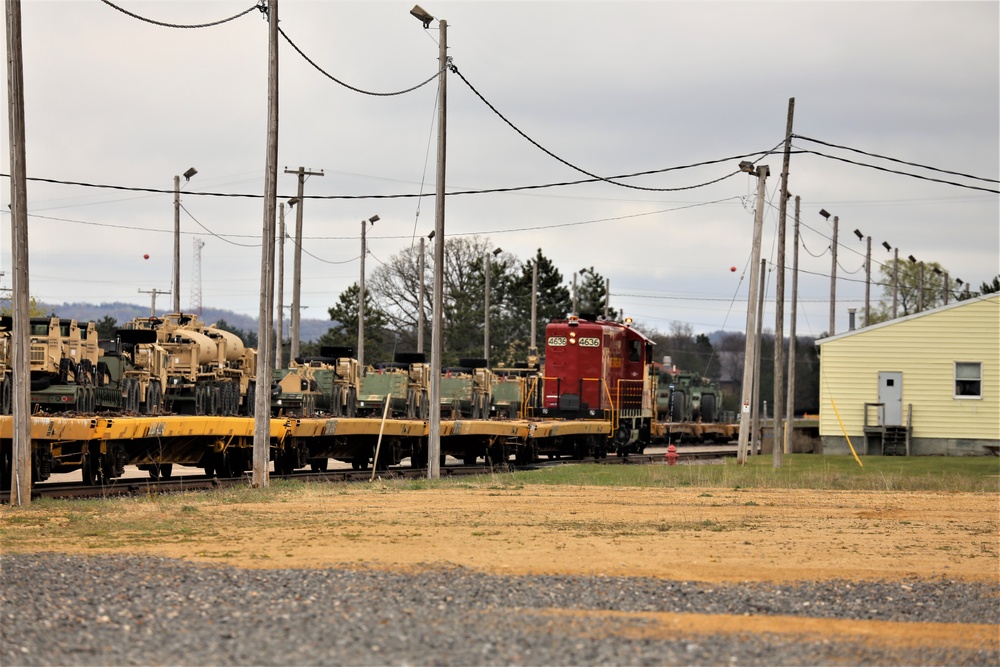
[772,97,794,469]
[917,261,925,313]
[275,203,285,369]
[736,163,769,464]
[892,248,899,318]
[529,260,538,364]
[7,0,32,504]
[284,166,324,360]
[417,236,425,353]
[751,259,766,455]
[253,0,279,489]
[484,250,491,367]
[784,195,801,454]
[864,235,872,325]
[138,287,169,317]
[829,215,839,335]
[572,272,578,315]
[358,215,378,369]
[604,278,610,320]
[427,17,447,480]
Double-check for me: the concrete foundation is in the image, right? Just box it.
[821,435,999,457]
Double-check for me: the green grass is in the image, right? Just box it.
[502,455,1000,492]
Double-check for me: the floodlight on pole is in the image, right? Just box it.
[882,241,892,252]
[410,4,434,27]
[819,209,830,220]
[853,229,863,240]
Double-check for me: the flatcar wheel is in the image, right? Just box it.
[0,447,11,491]
[214,451,231,478]
[100,451,115,482]
[158,464,173,480]
[309,458,329,472]
[0,376,11,415]
[80,454,98,486]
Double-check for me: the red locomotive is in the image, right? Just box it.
[540,315,655,456]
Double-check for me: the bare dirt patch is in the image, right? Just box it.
[4,484,997,583]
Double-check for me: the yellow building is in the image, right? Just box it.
[816,293,999,456]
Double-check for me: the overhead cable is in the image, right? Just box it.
[278,27,442,97]
[99,0,262,28]
[450,62,758,192]
[1,151,775,200]
[794,147,1000,194]
[793,134,1000,184]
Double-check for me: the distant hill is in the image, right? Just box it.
[35,301,334,343]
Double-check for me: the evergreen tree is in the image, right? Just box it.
[503,249,571,364]
[576,266,619,321]
[94,315,118,341]
[214,319,258,348]
[957,274,999,300]
[315,283,391,364]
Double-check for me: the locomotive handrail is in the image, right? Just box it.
[603,379,617,434]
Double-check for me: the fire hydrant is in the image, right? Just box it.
[665,444,678,466]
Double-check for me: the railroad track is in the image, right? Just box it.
[3,449,734,502]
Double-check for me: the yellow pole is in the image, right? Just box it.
[829,396,864,468]
[371,395,392,481]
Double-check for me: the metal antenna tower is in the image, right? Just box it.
[191,237,205,316]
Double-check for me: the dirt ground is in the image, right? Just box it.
[4,484,998,654]
[5,485,997,583]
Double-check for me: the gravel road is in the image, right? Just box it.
[2,553,997,666]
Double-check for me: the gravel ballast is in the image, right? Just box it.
[2,553,997,666]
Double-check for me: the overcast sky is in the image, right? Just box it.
[2,0,997,341]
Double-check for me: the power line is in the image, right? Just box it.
[794,146,1000,194]
[278,27,442,97]
[451,62,766,193]
[793,134,1000,184]
[99,0,262,28]
[0,149,775,200]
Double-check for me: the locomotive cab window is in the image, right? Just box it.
[954,362,982,399]
[628,340,642,363]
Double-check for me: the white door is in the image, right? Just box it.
[878,372,903,426]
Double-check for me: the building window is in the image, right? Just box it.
[954,362,982,398]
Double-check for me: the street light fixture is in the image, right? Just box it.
[853,229,864,240]
[819,209,830,220]
[410,4,434,27]
[882,241,892,252]
[358,214,379,369]
[173,167,197,313]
